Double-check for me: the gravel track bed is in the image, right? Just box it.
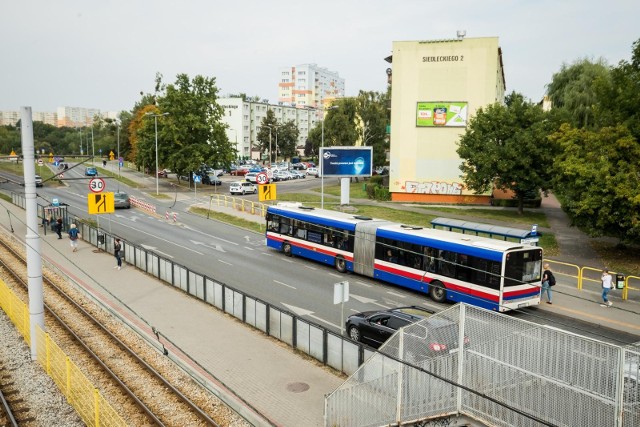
[0,235,248,427]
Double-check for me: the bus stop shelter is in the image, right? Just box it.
[431,217,540,246]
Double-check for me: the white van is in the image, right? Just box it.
[230,181,257,195]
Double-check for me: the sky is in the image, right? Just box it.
[1,0,638,114]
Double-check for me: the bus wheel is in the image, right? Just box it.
[429,281,447,303]
[335,256,347,273]
[282,242,293,257]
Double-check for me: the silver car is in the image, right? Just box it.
[114,192,131,209]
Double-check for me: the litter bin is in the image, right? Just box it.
[97,234,105,245]
[616,274,625,289]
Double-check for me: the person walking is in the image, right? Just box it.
[55,218,63,239]
[541,263,555,304]
[114,238,122,270]
[68,224,80,252]
[601,268,613,307]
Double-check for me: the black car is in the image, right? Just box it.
[346,306,434,349]
[202,174,222,185]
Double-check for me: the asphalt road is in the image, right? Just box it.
[9,165,640,347]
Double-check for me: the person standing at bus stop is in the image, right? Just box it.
[601,268,613,307]
[114,238,122,270]
[541,263,555,304]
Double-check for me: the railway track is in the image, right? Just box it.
[0,234,248,426]
[0,362,31,427]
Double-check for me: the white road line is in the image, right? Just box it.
[387,291,407,298]
[282,258,294,263]
[243,246,254,251]
[329,273,342,278]
[355,281,372,287]
[274,280,296,289]
[218,259,233,266]
[304,265,318,270]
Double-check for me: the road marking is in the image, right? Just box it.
[274,280,296,289]
[243,246,254,251]
[304,265,318,270]
[355,281,372,287]
[218,259,232,266]
[387,291,407,298]
[329,273,342,279]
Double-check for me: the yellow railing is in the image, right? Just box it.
[544,260,636,300]
[209,194,268,217]
[0,278,127,427]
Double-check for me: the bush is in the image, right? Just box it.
[365,176,391,201]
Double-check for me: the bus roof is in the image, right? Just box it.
[267,204,387,232]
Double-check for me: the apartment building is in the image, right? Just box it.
[388,36,506,204]
[218,97,320,161]
[1,107,115,127]
[278,64,345,108]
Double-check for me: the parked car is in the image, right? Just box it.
[291,170,306,179]
[272,170,290,181]
[35,174,43,187]
[306,167,319,177]
[157,169,169,178]
[85,167,98,176]
[229,181,257,195]
[113,191,131,209]
[203,174,222,185]
[346,306,435,349]
[245,172,260,183]
[230,167,250,176]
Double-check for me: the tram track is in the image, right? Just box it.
[0,234,248,426]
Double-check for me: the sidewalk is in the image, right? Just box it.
[0,199,343,427]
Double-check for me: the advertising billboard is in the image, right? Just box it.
[416,102,468,127]
[320,146,373,177]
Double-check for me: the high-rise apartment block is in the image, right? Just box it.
[219,97,320,161]
[0,107,116,127]
[278,64,345,108]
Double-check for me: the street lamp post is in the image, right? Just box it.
[116,119,121,179]
[145,112,169,195]
[320,105,338,209]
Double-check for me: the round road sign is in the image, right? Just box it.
[256,172,269,185]
[89,177,106,193]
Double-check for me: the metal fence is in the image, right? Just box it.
[325,304,640,426]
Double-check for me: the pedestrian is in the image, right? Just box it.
[68,224,80,252]
[541,263,555,304]
[601,268,613,307]
[114,238,122,270]
[55,218,63,239]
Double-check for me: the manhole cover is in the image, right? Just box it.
[286,382,310,393]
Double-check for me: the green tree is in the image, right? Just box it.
[134,73,233,180]
[276,120,300,160]
[546,58,610,129]
[356,90,390,167]
[595,38,640,141]
[457,92,556,214]
[256,110,279,163]
[551,124,640,242]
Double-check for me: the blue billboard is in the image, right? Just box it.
[320,147,373,177]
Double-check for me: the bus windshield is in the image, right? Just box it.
[504,249,543,287]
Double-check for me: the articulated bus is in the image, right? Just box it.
[265,203,542,312]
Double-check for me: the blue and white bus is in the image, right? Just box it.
[265,203,542,312]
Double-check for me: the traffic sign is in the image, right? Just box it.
[89,177,106,193]
[258,184,276,201]
[88,193,114,214]
[256,172,269,185]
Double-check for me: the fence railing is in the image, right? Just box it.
[0,278,127,427]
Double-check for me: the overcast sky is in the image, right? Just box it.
[2,0,638,113]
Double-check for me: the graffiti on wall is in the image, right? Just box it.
[403,180,464,195]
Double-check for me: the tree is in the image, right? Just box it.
[133,73,234,181]
[256,110,279,164]
[595,38,640,141]
[356,90,390,167]
[551,124,640,242]
[457,92,557,214]
[546,58,610,129]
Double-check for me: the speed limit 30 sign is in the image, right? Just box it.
[256,172,269,185]
[89,177,106,193]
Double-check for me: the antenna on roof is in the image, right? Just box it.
[456,30,466,39]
